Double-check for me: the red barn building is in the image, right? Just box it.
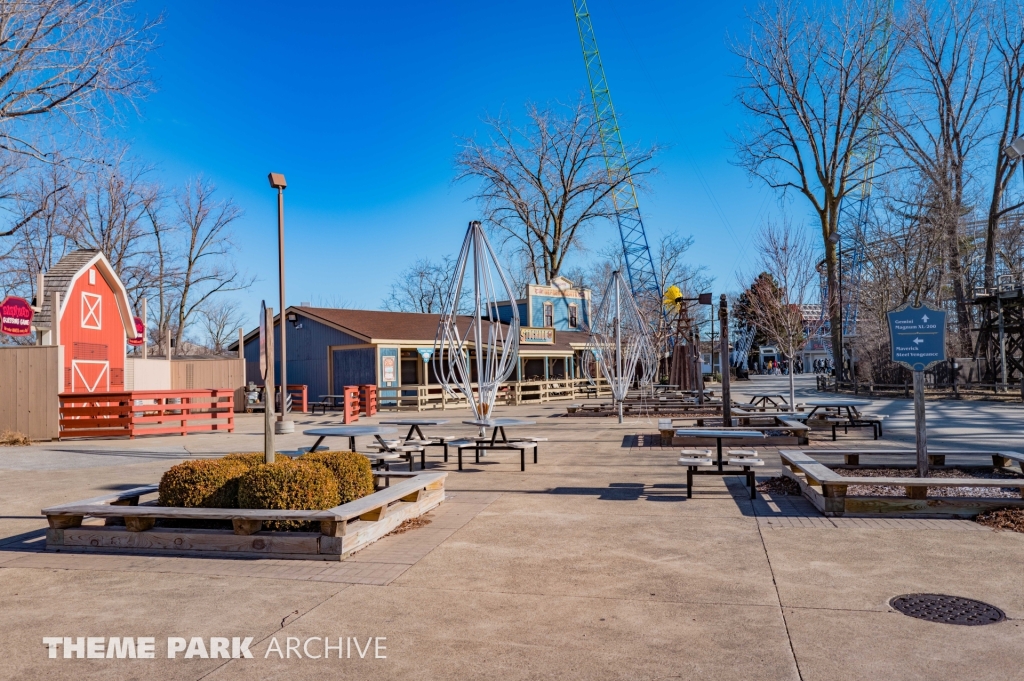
[32,249,139,393]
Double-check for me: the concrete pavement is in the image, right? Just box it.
[1,380,1022,680]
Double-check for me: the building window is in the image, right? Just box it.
[543,302,553,328]
[568,304,578,328]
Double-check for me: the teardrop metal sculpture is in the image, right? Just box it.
[433,221,520,421]
[587,270,657,422]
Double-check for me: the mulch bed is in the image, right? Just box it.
[834,467,1024,498]
[386,516,432,536]
[756,476,802,496]
[974,508,1024,532]
[565,411,722,418]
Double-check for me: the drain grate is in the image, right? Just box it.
[890,594,1005,626]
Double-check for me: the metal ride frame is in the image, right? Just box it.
[433,221,520,422]
[587,270,657,422]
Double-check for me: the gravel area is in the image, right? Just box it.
[835,467,1024,498]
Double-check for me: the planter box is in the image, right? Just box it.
[42,471,445,561]
[779,449,1024,518]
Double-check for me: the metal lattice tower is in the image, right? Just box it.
[572,0,660,303]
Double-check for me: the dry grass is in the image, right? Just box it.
[0,429,31,446]
[975,508,1024,533]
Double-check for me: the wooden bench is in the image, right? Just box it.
[779,449,1024,517]
[41,471,446,560]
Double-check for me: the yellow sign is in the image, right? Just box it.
[520,327,555,344]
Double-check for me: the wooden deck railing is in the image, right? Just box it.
[59,389,235,439]
[374,378,613,411]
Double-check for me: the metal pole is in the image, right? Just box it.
[264,306,276,463]
[615,274,623,423]
[838,240,844,384]
[473,223,485,422]
[141,297,148,359]
[719,294,731,425]
[998,296,1006,391]
[276,186,294,433]
[913,370,927,477]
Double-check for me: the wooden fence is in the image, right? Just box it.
[170,357,246,411]
[0,345,60,440]
[59,389,235,439]
[375,378,612,412]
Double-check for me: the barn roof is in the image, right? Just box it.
[33,249,137,338]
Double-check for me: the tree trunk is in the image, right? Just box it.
[824,236,843,381]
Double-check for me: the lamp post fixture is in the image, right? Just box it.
[268,172,293,434]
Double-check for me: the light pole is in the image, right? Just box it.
[268,172,293,434]
[828,231,844,383]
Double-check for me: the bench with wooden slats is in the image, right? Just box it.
[779,449,1024,517]
[41,471,445,560]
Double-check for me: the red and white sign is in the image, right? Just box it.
[128,316,145,346]
[0,296,33,336]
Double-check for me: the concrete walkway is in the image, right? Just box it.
[1,389,1022,680]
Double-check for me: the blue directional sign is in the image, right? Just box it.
[887,303,947,371]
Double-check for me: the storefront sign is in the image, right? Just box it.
[0,296,33,336]
[520,327,554,344]
[127,316,145,346]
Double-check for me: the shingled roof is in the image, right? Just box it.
[233,306,591,353]
[32,249,137,339]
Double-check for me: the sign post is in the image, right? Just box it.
[887,303,946,477]
[260,301,276,464]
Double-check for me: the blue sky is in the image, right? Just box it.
[127,0,780,326]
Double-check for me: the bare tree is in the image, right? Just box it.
[65,149,154,304]
[382,255,467,314]
[983,0,1024,287]
[456,97,658,284]
[0,0,158,161]
[733,0,902,375]
[742,219,820,406]
[169,177,251,354]
[197,298,244,354]
[885,0,992,351]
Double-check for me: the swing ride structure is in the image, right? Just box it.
[586,270,658,422]
[433,221,520,422]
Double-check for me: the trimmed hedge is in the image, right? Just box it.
[158,458,251,508]
[237,460,340,530]
[299,451,375,504]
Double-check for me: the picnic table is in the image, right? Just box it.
[804,399,871,419]
[749,393,789,409]
[456,418,540,471]
[310,394,349,415]
[378,418,450,441]
[803,399,882,440]
[675,429,765,500]
[304,426,397,452]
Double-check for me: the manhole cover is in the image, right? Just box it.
[890,594,1005,625]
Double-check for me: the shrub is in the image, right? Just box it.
[0,429,31,446]
[237,460,340,530]
[158,458,251,508]
[222,452,269,468]
[299,451,375,504]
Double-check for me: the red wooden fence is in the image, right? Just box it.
[59,389,235,439]
[359,384,377,417]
